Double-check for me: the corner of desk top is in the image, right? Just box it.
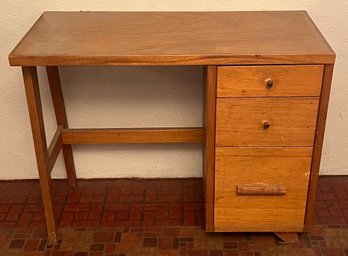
[7,11,48,67]
[8,54,18,67]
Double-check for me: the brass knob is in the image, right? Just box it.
[265,79,273,89]
[263,121,270,129]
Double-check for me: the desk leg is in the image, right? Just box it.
[22,66,58,245]
[46,66,77,187]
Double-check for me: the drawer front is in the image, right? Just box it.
[216,97,319,147]
[214,147,312,232]
[217,65,323,97]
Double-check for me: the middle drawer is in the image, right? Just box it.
[216,97,319,147]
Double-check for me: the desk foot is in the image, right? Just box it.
[47,238,61,248]
[274,232,298,244]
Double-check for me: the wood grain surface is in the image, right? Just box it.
[214,147,312,232]
[46,66,77,187]
[203,66,217,232]
[305,64,335,229]
[236,184,287,196]
[216,97,319,147]
[47,125,63,173]
[217,65,324,97]
[22,67,58,244]
[9,11,334,66]
[61,128,203,144]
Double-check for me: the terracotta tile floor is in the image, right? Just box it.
[0,176,348,255]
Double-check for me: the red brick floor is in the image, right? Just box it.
[0,176,347,255]
[0,179,204,229]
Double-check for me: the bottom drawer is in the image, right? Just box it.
[214,147,312,232]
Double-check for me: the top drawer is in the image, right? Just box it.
[217,65,323,97]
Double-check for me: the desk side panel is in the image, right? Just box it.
[203,66,217,231]
[305,64,335,229]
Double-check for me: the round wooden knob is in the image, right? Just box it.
[265,79,273,89]
[263,121,270,129]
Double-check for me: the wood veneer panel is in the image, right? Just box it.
[9,12,334,66]
[216,98,319,147]
[217,65,323,97]
[304,64,335,229]
[214,147,312,232]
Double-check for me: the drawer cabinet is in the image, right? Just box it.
[203,64,331,234]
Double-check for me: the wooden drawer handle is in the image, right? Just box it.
[237,184,287,196]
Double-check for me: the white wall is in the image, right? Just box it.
[0,1,347,179]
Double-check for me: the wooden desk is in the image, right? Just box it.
[9,11,335,245]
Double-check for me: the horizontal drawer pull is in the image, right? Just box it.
[237,184,287,195]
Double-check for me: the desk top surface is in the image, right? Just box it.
[9,11,335,66]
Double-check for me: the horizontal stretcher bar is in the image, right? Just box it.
[61,127,204,144]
